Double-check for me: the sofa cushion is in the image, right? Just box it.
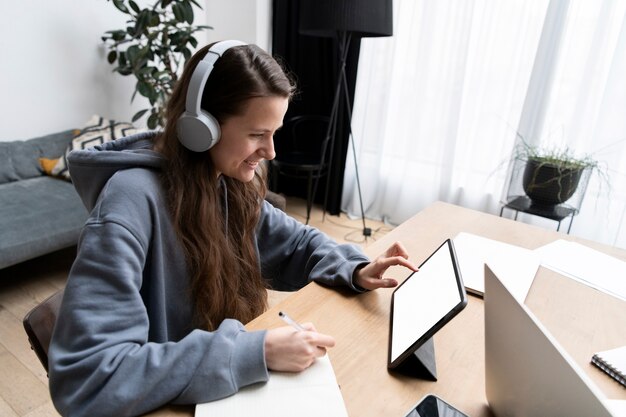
[0,177,88,269]
[52,115,141,180]
[0,130,76,184]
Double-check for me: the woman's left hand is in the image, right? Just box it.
[353,241,418,290]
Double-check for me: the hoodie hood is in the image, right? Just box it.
[67,131,165,211]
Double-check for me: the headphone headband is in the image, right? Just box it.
[177,40,247,152]
[184,40,246,117]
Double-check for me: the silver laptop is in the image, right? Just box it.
[484,265,614,417]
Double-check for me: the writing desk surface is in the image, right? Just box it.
[150,201,626,417]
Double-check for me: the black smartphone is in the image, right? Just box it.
[403,394,469,417]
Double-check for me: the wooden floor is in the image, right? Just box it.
[280,196,392,246]
[0,196,391,416]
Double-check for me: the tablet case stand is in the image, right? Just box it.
[393,337,438,381]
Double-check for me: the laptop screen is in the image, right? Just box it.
[484,265,613,416]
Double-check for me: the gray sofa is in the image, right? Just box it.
[0,130,88,269]
[0,129,287,270]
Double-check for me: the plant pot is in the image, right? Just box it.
[522,158,583,206]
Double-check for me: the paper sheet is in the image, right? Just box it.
[195,354,348,417]
[453,232,540,300]
[607,400,626,417]
[534,239,626,302]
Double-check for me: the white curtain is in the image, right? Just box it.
[342,0,626,248]
[524,1,626,247]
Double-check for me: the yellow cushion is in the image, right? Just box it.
[39,157,60,176]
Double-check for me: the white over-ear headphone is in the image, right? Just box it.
[177,40,246,152]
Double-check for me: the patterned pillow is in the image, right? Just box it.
[51,115,141,180]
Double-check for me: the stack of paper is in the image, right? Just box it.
[453,233,626,302]
[606,400,626,417]
[534,240,626,302]
[453,232,540,301]
[195,354,348,417]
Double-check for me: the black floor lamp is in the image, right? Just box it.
[298,0,393,238]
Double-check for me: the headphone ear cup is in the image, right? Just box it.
[177,110,221,152]
[176,40,245,152]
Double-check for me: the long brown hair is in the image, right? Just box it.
[155,43,295,330]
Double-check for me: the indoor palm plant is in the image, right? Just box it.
[102,0,210,128]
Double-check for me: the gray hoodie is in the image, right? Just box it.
[48,131,369,417]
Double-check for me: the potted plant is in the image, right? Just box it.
[102,0,210,128]
[499,130,614,233]
[517,144,599,207]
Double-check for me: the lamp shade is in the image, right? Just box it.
[299,0,393,38]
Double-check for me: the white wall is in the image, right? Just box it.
[205,0,273,51]
[0,0,271,142]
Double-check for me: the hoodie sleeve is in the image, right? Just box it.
[256,201,370,291]
[49,202,268,416]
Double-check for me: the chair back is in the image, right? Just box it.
[274,115,331,167]
[271,114,332,224]
[23,289,64,373]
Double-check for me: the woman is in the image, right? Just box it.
[49,41,417,416]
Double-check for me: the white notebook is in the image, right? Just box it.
[591,345,626,388]
[195,354,348,417]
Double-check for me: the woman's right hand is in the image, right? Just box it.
[264,323,336,372]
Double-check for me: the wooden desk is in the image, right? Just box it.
[248,202,626,417]
[152,202,626,416]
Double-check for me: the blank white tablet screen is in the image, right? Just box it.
[390,242,461,362]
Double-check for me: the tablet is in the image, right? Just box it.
[388,239,467,370]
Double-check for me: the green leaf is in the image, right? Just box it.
[161,0,173,8]
[136,57,150,72]
[181,1,194,24]
[137,80,153,98]
[128,0,140,14]
[148,10,160,27]
[147,112,159,129]
[135,11,148,35]
[111,30,127,41]
[117,67,133,76]
[126,45,140,63]
[138,66,154,75]
[188,0,203,9]
[112,0,129,14]
[172,3,184,22]
[170,32,181,44]
[132,109,149,122]
[148,86,159,105]
[146,31,159,42]
[139,44,151,57]
[107,50,118,64]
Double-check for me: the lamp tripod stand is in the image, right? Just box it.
[314,31,372,237]
[298,0,392,238]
